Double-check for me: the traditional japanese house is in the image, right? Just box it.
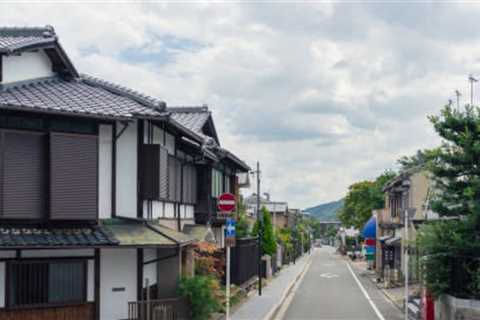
[169,106,250,247]
[0,26,227,320]
[378,168,433,287]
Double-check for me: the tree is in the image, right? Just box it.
[428,105,480,228]
[236,212,250,238]
[397,148,440,171]
[337,171,396,229]
[252,207,277,256]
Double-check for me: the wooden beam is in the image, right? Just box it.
[94,249,100,320]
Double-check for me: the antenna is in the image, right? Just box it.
[455,90,462,110]
[469,74,478,106]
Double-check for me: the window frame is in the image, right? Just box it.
[6,258,89,310]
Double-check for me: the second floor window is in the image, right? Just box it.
[0,127,98,221]
[212,169,223,198]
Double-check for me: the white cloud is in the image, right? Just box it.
[1,2,474,208]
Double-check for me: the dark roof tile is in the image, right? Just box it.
[0,226,119,248]
[0,77,166,119]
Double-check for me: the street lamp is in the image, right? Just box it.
[250,161,262,296]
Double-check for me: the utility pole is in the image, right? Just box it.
[251,161,262,296]
[469,74,478,106]
[404,208,414,320]
[455,90,461,110]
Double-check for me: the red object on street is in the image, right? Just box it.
[217,193,236,213]
[422,288,435,320]
[365,238,376,246]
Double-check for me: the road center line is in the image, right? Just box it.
[345,262,386,320]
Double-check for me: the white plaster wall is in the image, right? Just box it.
[185,205,194,219]
[165,132,175,155]
[153,126,164,144]
[143,249,157,287]
[21,249,94,258]
[99,124,113,219]
[100,249,137,320]
[116,120,138,218]
[2,51,55,84]
[88,260,95,302]
[165,203,175,218]
[0,262,4,308]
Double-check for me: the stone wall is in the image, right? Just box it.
[435,294,480,320]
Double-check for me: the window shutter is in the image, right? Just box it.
[168,155,176,202]
[140,144,159,200]
[175,159,182,202]
[191,166,197,204]
[182,165,189,204]
[1,130,46,219]
[159,146,168,199]
[50,132,98,220]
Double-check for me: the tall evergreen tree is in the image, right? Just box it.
[252,207,277,256]
[429,105,480,228]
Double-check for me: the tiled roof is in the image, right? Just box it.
[0,226,118,248]
[0,26,56,54]
[169,106,211,137]
[0,76,166,119]
[102,219,196,248]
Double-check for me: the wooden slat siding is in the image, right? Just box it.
[140,144,160,200]
[2,130,46,219]
[159,146,168,200]
[175,159,182,203]
[182,165,197,205]
[0,303,94,320]
[50,132,98,220]
[167,155,176,202]
[182,165,188,205]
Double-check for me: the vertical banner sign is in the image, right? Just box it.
[225,218,236,320]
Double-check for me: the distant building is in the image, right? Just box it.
[244,194,290,229]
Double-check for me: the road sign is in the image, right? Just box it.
[224,218,236,320]
[218,193,236,213]
[225,218,236,247]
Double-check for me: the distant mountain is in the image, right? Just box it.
[304,199,344,221]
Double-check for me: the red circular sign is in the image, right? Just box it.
[217,193,236,213]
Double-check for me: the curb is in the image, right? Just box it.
[263,253,314,320]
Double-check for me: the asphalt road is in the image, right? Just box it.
[282,247,404,320]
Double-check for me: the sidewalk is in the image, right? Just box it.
[231,253,312,320]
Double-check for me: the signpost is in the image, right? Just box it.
[220,193,236,320]
[225,218,236,320]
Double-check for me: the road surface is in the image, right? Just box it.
[281,247,404,320]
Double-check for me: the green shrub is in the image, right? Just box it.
[252,207,277,256]
[178,276,220,320]
[418,220,480,299]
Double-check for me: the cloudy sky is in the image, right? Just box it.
[2,2,478,208]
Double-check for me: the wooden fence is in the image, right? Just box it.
[127,297,190,320]
[230,237,259,286]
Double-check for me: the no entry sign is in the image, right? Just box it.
[217,193,236,213]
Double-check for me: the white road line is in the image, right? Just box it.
[345,262,386,320]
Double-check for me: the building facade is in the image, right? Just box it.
[0,26,248,320]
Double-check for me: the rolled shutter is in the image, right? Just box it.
[50,132,98,220]
[2,130,46,219]
[159,146,168,199]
